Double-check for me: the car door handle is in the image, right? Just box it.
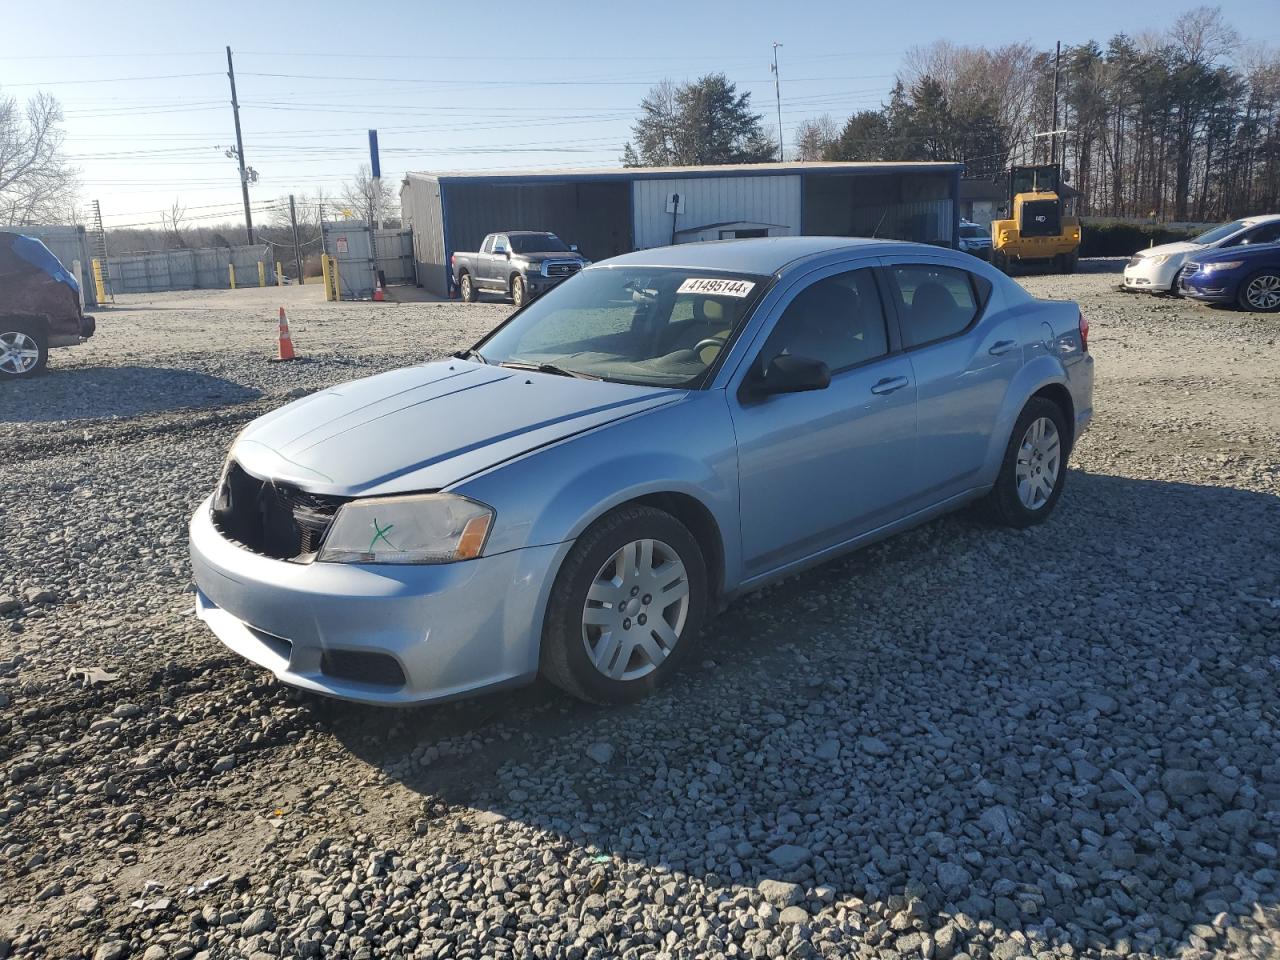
[870,376,910,395]
[988,339,1017,356]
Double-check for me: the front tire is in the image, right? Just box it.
[983,397,1070,528]
[0,320,48,380]
[541,505,707,705]
[510,274,526,309]
[1238,270,1280,312]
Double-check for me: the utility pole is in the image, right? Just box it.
[1049,40,1061,165]
[226,46,254,244]
[771,43,784,162]
[288,194,304,285]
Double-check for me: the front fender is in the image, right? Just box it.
[981,354,1073,483]
[452,392,741,583]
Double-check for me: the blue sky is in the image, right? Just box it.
[2,0,1276,228]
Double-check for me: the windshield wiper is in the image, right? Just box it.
[499,360,601,381]
[454,347,488,364]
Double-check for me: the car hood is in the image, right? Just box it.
[516,251,584,262]
[231,361,681,497]
[1134,240,1204,259]
[1195,241,1280,263]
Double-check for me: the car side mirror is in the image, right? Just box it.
[746,354,831,399]
[569,243,580,253]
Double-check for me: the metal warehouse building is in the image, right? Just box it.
[400,161,963,296]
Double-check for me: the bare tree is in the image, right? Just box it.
[161,199,187,249]
[338,164,399,225]
[0,90,78,225]
[1170,5,1238,65]
[794,114,840,161]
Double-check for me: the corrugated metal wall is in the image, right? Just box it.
[401,176,447,295]
[0,225,96,307]
[109,244,274,293]
[632,175,801,249]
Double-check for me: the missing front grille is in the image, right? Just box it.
[212,462,345,561]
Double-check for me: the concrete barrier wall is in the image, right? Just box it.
[109,244,275,293]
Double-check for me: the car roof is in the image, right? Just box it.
[596,237,934,275]
[497,230,558,237]
[1240,214,1280,226]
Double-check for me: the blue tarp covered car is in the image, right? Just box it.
[0,232,95,379]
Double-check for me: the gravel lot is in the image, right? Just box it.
[1,267,1278,960]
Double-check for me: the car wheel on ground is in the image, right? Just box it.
[983,397,1070,528]
[1238,269,1280,312]
[459,272,476,303]
[540,505,707,705]
[511,275,526,309]
[0,319,48,380]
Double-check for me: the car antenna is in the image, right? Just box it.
[871,210,888,238]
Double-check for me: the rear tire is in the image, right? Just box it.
[540,505,707,705]
[1237,270,1280,312]
[459,272,476,303]
[983,397,1070,528]
[0,319,48,380]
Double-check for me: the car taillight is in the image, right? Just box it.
[1079,310,1089,352]
[450,254,455,267]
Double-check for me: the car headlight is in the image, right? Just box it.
[1145,255,1169,266]
[318,493,493,564]
[1201,260,1243,273]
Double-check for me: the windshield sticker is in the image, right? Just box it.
[677,277,755,298]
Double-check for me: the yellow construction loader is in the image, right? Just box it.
[990,165,1081,273]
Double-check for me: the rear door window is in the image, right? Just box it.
[888,264,981,349]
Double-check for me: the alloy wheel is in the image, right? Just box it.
[581,538,689,681]
[0,331,40,376]
[1015,416,1061,510]
[1245,274,1280,310]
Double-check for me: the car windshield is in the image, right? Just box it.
[476,266,767,387]
[510,233,570,253]
[1193,220,1249,245]
[959,224,987,239]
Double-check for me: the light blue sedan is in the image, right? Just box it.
[189,237,1093,705]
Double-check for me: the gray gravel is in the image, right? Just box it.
[1,267,1278,959]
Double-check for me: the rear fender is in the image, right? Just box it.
[980,355,1072,483]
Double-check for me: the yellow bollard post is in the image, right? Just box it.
[275,261,283,287]
[91,259,107,303]
[331,256,341,302]
[320,254,331,300]
[258,261,266,287]
[229,263,237,289]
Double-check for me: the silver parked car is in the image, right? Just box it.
[189,237,1093,706]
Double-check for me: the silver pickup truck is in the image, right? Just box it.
[450,231,590,307]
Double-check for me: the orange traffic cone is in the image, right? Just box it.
[372,276,385,302]
[271,306,297,362]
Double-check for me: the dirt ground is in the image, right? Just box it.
[1,264,1278,960]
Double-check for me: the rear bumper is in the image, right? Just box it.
[189,497,561,705]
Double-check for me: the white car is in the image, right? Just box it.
[1123,215,1280,294]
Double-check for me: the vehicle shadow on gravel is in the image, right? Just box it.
[320,469,1280,958]
[0,366,261,423]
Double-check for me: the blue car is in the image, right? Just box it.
[1179,241,1280,311]
[189,237,1093,706]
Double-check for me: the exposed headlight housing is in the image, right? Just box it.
[1145,254,1170,266]
[1201,260,1243,273]
[318,493,493,564]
